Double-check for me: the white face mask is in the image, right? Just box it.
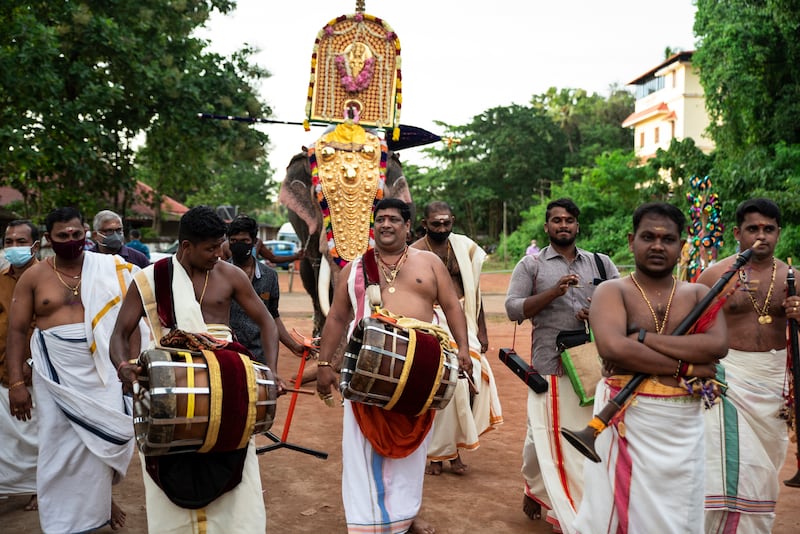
[4,243,36,267]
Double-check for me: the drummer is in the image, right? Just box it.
[316,198,471,534]
[110,205,282,533]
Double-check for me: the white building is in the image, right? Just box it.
[622,51,714,162]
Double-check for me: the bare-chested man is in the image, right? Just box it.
[317,198,471,534]
[7,207,144,532]
[110,205,282,533]
[1,220,40,512]
[698,198,800,533]
[410,201,502,476]
[575,201,727,533]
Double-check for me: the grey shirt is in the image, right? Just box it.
[505,245,619,375]
[229,261,280,365]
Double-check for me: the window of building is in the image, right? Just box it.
[639,132,645,148]
[654,126,660,144]
[671,121,676,139]
[634,75,665,99]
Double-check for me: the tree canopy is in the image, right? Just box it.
[0,1,271,226]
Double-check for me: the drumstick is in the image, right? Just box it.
[283,387,315,396]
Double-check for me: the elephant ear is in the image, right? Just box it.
[279,149,322,236]
[384,151,415,220]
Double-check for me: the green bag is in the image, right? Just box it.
[560,330,602,407]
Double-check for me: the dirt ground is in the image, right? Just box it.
[3,271,800,533]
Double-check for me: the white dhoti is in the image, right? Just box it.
[575,379,705,534]
[135,256,267,533]
[139,441,266,533]
[342,400,431,533]
[704,349,788,533]
[523,374,591,533]
[425,234,502,464]
[0,384,37,495]
[426,307,481,461]
[32,323,135,533]
[472,352,504,435]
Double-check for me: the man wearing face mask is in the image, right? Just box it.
[6,207,149,533]
[226,215,305,366]
[0,220,40,512]
[410,201,503,476]
[91,209,150,268]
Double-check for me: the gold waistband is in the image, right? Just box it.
[606,375,690,398]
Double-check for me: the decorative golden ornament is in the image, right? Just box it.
[316,127,382,261]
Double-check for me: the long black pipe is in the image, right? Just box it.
[784,260,800,487]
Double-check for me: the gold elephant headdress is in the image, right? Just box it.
[304,2,402,141]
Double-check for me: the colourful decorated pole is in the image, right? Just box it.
[684,175,724,282]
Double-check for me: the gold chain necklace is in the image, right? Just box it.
[630,273,677,334]
[52,256,81,296]
[424,236,451,267]
[740,258,776,324]
[376,246,409,294]
[198,270,210,305]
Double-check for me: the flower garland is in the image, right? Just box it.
[309,140,388,267]
[334,55,376,93]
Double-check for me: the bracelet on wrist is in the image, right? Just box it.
[673,360,690,379]
[8,380,26,390]
[317,361,332,367]
[673,359,684,379]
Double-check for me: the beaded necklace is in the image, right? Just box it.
[630,273,677,334]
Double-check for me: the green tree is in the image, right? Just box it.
[0,1,270,226]
[532,86,634,170]
[693,0,800,256]
[507,150,665,265]
[418,105,567,241]
[694,0,800,155]
[648,138,715,188]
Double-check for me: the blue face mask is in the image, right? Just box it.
[4,244,35,267]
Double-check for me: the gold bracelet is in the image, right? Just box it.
[672,359,683,379]
[317,361,332,367]
[8,380,26,390]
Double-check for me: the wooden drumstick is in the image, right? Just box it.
[283,387,315,396]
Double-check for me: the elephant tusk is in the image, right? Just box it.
[319,258,332,317]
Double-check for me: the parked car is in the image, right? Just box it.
[261,240,297,269]
[149,240,179,263]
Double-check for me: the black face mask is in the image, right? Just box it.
[230,242,253,265]
[426,230,451,243]
[51,238,86,261]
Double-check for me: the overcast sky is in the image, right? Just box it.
[198,0,698,178]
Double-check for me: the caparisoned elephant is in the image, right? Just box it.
[278,143,412,338]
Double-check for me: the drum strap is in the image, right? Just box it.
[362,249,383,308]
[153,257,177,329]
